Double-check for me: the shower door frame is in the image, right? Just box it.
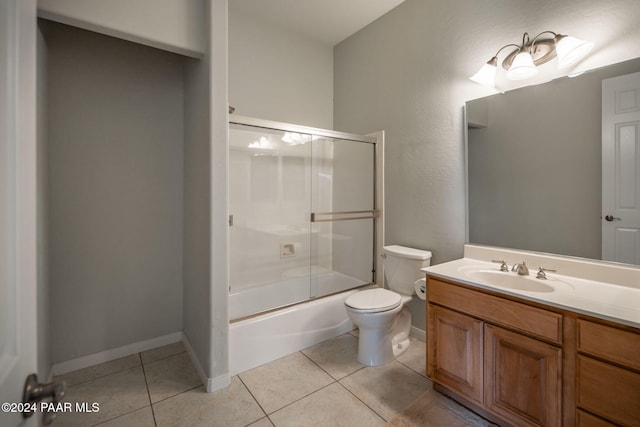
[228,115,384,311]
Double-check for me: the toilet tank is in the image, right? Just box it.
[383,245,432,295]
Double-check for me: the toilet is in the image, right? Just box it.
[345,245,432,366]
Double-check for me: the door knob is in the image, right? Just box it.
[605,215,621,222]
[22,373,66,425]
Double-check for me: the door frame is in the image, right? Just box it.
[0,0,39,426]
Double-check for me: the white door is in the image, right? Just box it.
[0,0,39,426]
[602,72,640,264]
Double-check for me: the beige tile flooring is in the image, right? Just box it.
[53,331,491,426]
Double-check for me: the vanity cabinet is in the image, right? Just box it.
[427,275,640,427]
[575,319,640,426]
[427,277,563,427]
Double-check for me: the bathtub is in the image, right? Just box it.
[229,269,365,319]
[229,287,360,375]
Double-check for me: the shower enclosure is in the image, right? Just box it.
[229,116,382,320]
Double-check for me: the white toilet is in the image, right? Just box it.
[345,245,432,366]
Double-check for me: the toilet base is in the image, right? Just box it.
[355,305,412,366]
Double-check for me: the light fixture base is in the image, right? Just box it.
[502,39,556,70]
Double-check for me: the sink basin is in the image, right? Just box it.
[464,269,556,293]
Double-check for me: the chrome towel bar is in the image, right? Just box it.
[311,210,380,222]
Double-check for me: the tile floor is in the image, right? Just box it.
[53,331,491,426]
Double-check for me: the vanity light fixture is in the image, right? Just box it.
[470,31,593,87]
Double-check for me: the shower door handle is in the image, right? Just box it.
[311,210,380,222]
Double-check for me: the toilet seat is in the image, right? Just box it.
[345,288,402,313]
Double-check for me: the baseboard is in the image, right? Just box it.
[207,373,231,393]
[410,326,426,342]
[182,334,230,393]
[52,332,183,376]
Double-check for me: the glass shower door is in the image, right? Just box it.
[310,136,377,298]
[229,119,379,319]
[228,123,313,318]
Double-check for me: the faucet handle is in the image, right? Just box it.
[492,260,508,271]
[536,267,557,279]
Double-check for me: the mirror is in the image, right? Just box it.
[466,57,640,262]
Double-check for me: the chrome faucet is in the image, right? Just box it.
[512,261,529,276]
[536,267,557,279]
[492,259,509,271]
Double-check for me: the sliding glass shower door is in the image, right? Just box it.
[310,136,376,299]
[229,119,378,319]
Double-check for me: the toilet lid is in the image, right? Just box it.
[345,288,402,313]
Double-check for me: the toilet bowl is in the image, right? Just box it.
[345,245,432,366]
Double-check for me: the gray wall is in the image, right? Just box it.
[183,0,229,386]
[47,22,185,363]
[333,0,640,330]
[183,55,213,377]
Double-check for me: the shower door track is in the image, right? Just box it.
[229,115,377,144]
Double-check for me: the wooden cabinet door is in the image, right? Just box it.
[428,305,483,404]
[485,325,562,427]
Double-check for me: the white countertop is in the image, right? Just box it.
[422,248,640,329]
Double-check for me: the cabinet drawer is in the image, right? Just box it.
[577,319,640,371]
[427,278,562,344]
[576,410,617,427]
[577,355,640,426]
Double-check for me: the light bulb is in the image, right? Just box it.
[506,51,539,80]
[470,57,498,87]
[555,35,593,69]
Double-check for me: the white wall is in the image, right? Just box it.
[333,0,640,330]
[228,7,333,129]
[46,22,185,363]
[37,0,205,57]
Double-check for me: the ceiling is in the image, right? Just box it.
[229,0,407,46]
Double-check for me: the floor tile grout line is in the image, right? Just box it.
[274,341,389,422]
[57,345,187,389]
[141,349,187,367]
[299,348,340,380]
[335,378,389,423]
[139,352,159,427]
[239,350,340,418]
[395,358,428,379]
[240,350,342,418]
[264,380,339,418]
[300,344,367,381]
[237,374,271,423]
[56,360,142,389]
[89,404,152,427]
[149,384,202,406]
